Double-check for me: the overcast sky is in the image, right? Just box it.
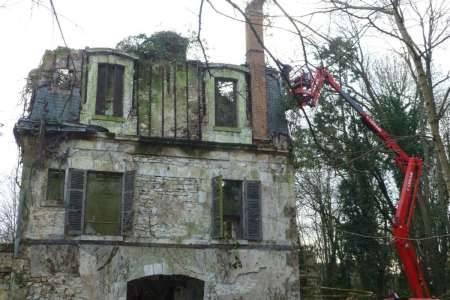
[0,0,247,179]
[0,0,322,179]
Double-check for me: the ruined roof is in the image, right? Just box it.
[85,47,139,60]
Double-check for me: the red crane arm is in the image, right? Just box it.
[292,67,432,298]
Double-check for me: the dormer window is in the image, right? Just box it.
[215,78,237,127]
[95,63,124,117]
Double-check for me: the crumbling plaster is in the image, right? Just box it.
[13,37,299,298]
[12,134,300,299]
[21,135,295,244]
[0,246,12,300]
[80,51,137,136]
[12,244,299,300]
[203,67,252,144]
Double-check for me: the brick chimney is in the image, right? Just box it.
[246,0,268,141]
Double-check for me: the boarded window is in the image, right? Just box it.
[96,63,124,117]
[212,178,261,240]
[46,169,65,206]
[215,79,237,127]
[65,169,135,236]
[84,172,122,235]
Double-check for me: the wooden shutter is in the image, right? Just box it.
[244,181,262,241]
[113,65,124,117]
[211,176,223,239]
[121,170,135,235]
[66,169,86,235]
[96,64,108,115]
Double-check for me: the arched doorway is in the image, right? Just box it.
[126,274,204,300]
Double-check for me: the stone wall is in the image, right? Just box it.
[16,45,297,299]
[13,135,299,299]
[21,136,296,245]
[0,244,12,300]
[134,175,203,240]
[13,244,299,300]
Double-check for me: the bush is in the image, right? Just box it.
[116,31,189,61]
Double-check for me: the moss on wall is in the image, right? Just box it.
[203,68,252,144]
[138,62,197,139]
[80,53,136,136]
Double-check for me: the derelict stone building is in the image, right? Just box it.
[8,1,300,299]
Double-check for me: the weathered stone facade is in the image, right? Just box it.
[11,5,299,297]
[0,245,13,300]
[12,133,298,299]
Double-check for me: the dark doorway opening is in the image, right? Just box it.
[127,275,204,300]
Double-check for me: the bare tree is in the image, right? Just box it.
[0,169,20,244]
[323,0,450,205]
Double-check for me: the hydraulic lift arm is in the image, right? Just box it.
[291,67,434,299]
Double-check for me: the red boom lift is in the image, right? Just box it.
[290,67,438,299]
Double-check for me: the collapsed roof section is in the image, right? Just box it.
[16,46,288,148]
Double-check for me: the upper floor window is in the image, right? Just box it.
[211,177,262,240]
[66,169,135,236]
[215,78,237,127]
[95,63,124,117]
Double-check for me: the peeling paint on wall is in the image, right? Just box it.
[12,45,299,299]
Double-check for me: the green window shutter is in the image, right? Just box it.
[244,180,262,241]
[122,170,136,235]
[211,176,224,239]
[66,169,86,235]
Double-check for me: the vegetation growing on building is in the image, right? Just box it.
[116,31,189,61]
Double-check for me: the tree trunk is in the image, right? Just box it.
[392,4,450,198]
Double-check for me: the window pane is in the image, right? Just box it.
[85,172,122,235]
[46,169,65,205]
[215,79,237,127]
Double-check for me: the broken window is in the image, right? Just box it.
[96,63,124,117]
[212,177,262,240]
[66,169,135,236]
[46,169,65,206]
[222,180,242,239]
[54,68,74,89]
[215,78,237,127]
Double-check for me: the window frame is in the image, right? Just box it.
[222,179,243,239]
[65,168,135,237]
[214,77,238,128]
[95,63,125,118]
[211,177,262,241]
[84,171,123,236]
[43,168,66,207]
